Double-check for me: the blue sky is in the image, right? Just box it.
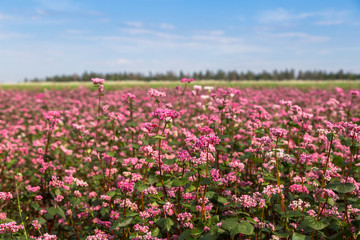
[1,0,360,82]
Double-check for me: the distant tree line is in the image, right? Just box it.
[25,69,360,82]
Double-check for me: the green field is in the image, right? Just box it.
[0,80,359,91]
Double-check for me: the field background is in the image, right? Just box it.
[1,80,359,91]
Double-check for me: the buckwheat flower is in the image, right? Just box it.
[122,92,136,103]
[307,209,317,217]
[0,221,24,234]
[210,168,221,182]
[98,84,104,92]
[133,224,149,233]
[177,150,193,162]
[163,202,174,216]
[262,185,283,198]
[66,209,72,217]
[110,211,120,221]
[0,192,13,200]
[138,145,154,155]
[289,184,309,194]
[181,78,194,83]
[147,88,166,98]
[117,180,134,193]
[73,178,89,187]
[269,128,287,139]
[177,212,192,224]
[0,213,6,221]
[193,85,202,91]
[239,194,257,208]
[100,195,112,201]
[35,195,43,201]
[54,195,64,203]
[200,95,210,100]
[86,230,109,240]
[289,199,310,211]
[350,90,360,97]
[88,191,97,198]
[72,123,85,131]
[228,159,245,172]
[143,122,158,132]
[39,209,47,215]
[32,220,41,230]
[204,86,214,91]
[153,108,180,121]
[143,186,158,195]
[91,78,104,85]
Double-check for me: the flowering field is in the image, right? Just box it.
[1,79,360,240]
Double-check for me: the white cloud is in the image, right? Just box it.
[120,28,183,40]
[0,12,13,20]
[65,29,88,35]
[123,21,143,28]
[0,32,30,40]
[271,32,329,43]
[315,20,343,26]
[259,8,349,24]
[115,58,132,65]
[259,8,314,23]
[158,23,175,30]
[191,35,243,44]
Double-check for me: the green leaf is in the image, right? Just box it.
[301,217,329,230]
[156,218,174,231]
[274,231,291,237]
[111,217,133,231]
[106,151,115,157]
[205,191,216,198]
[215,145,227,152]
[173,178,188,187]
[339,135,352,147]
[285,211,305,218]
[223,219,254,237]
[200,232,218,240]
[55,189,61,196]
[135,182,148,192]
[179,229,192,240]
[30,202,40,211]
[100,207,109,217]
[57,207,66,220]
[152,135,166,140]
[293,148,310,154]
[151,227,160,237]
[325,182,355,193]
[191,227,203,236]
[217,196,228,204]
[70,198,81,206]
[164,218,174,231]
[200,178,212,186]
[46,207,57,217]
[106,191,116,197]
[292,232,309,240]
[222,218,239,230]
[234,221,254,236]
[93,174,104,180]
[288,122,301,130]
[131,143,140,150]
[326,133,334,142]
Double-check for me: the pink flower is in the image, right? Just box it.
[91,78,105,84]
[147,88,166,98]
[181,78,194,83]
[117,180,134,193]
